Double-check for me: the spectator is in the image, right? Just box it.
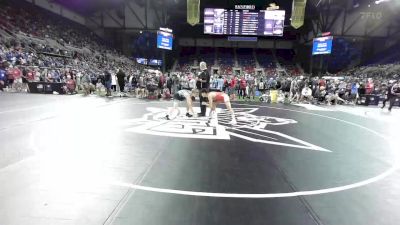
[229,76,237,100]
[166,74,172,94]
[111,71,117,92]
[116,68,126,95]
[382,81,400,112]
[0,66,5,91]
[189,75,196,90]
[216,75,224,92]
[104,69,112,97]
[80,72,92,96]
[64,74,76,94]
[247,75,256,99]
[239,76,247,99]
[258,78,265,95]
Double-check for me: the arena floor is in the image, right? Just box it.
[0,93,399,225]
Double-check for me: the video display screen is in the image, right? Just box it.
[204,8,285,36]
[136,58,162,66]
[148,59,163,66]
[312,36,333,55]
[157,31,173,50]
[136,58,148,65]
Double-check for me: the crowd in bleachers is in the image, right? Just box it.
[216,48,234,75]
[0,1,112,51]
[237,48,255,74]
[176,47,196,73]
[174,48,304,79]
[256,63,400,109]
[256,49,275,68]
[170,44,399,109]
[170,57,400,110]
[0,0,148,94]
[159,50,400,111]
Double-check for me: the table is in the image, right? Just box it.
[28,82,66,94]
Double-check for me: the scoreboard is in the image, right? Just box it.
[157,29,173,50]
[312,36,333,55]
[204,8,285,36]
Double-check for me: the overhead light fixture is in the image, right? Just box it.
[375,0,391,4]
[353,0,360,8]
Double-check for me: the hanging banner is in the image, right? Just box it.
[187,0,200,26]
[291,0,307,29]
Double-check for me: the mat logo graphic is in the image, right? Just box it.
[125,107,330,152]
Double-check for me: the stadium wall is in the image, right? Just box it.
[178,38,293,49]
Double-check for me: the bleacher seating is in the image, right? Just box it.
[276,49,295,65]
[217,48,234,74]
[176,47,197,72]
[327,38,361,72]
[365,42,400,65]
[0,0,143,88]
[198,47,215,68]
[237,48,255,74]
[256,49,275,68]
[0,0,112,53]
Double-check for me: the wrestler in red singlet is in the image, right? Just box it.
[214,92,225,102]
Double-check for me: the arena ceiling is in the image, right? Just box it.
[55,0,298,17]
[52,0,352,17]
[54,0,400,22]
[54,0,146,14]
[54,0,399,39]
[51,0,345,32]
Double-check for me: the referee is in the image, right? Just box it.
[197,61,210,117]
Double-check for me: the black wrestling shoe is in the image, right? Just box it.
[197,113,205,117]
[165,115,170,120]
[186,113,193,118]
